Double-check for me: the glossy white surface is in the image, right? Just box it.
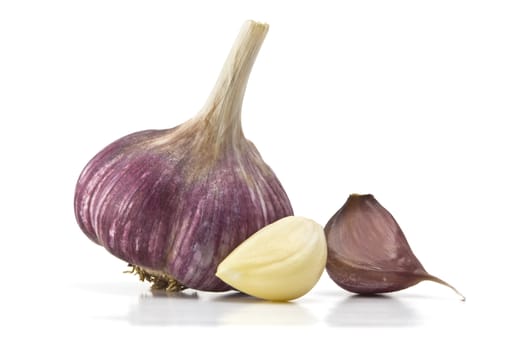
[1,268,518,348]
[1,1,524,348]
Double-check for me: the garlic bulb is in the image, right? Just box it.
[74,21,293,292]
[216,216,327,302]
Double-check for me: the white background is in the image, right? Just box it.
[1,0,524,348]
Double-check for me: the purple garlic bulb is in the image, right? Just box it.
[74,21,293,292]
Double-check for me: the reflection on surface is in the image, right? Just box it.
[216,293,317,326]
[76,282,426,327]
[125,290,317,326]
[73,281,147,297]
[326,295,421,327]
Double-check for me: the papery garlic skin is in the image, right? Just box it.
[325,194,464,300]
[74,21,293,292]
[216,216,327,301]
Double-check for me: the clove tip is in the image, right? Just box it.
[425,274,466,302]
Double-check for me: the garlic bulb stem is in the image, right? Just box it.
[200,20,269,144]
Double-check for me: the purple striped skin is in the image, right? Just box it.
[74,123,293,291]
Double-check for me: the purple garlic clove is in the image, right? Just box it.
[74,21,293,292]
[324,194,464,300]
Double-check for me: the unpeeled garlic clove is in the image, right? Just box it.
[325,194,465,300]
[216,216,327,302]
[74,21,293,292]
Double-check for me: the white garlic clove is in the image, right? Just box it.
[216,216,327,302]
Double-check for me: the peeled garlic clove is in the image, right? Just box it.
[74,21,293,292]
[216,216,327,302]
[325,194,464,300]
